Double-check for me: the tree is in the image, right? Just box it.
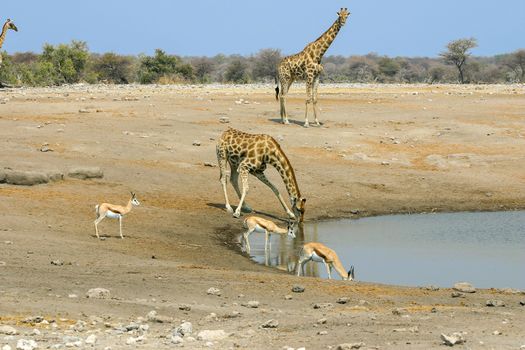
[503,49,525,82]
[94,53,133,84]
[224,59,249,83]
[440,38,477,83]
[39,41,90,84]
[138,49,194,84]
[252,48,281,81]
[191,57,215,83]
[377,56,400,81]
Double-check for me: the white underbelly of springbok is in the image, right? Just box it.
[253,224,267,234]
[311,251,326,263]
[105,210,122,219]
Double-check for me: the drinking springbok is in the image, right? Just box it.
[242,215,297,255]
[296,242,354,280]
[94,192,140,239]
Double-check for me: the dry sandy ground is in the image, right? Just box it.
[1,83,524,349]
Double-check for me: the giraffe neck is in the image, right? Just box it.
[308,17,343,62]
[270,143,301,203]
[0,21,9,49]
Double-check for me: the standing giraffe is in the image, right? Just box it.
[276,8,350,127]
[0,19,18,68]
[216,128,306,221]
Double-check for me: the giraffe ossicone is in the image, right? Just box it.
[216,128,306,222]
[276,8,350,127]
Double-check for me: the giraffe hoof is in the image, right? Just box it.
[233,211,241,218]
[226,206,234,214]
[284,120,290,125]
[303,123,310,128]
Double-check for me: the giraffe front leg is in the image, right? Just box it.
[254,172,296,219]
[233,168,249,218]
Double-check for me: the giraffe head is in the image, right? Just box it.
[292,197,306,222]
[5,19,18,32]
[337,8,350,26]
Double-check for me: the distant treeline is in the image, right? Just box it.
[1,40,524,86]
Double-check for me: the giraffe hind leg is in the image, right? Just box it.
[279,77,291,125]
[217,145,233,213]
[312,75,321,126]
[304,77,314,128]
[233,166,250,218]
[231,168,252,213]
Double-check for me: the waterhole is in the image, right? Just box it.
[246,211,525,289]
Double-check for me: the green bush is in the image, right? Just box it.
[138,49,194,84]
[94,53,133,84]
[224,59,250,83]
[39,40,89,84]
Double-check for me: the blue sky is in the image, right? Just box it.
[2,1,524,57]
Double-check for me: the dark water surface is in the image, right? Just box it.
[247,211,525,289]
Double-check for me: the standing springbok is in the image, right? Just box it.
[94,192,140,239]
[242,216,297,255]
[296,242,354,280]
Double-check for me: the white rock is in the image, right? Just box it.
[197,330,228,341]
[0,325,18,335]
[207,287,221,296]
[85,334,97,345]
[32,329,41,336]
[86,288,111,299]
[16,339,38,350]
[174,321,192,337]
[441,332,466,346]
[242,300,259,308]
[453,282,476,293]
[125,335,144,345]
[171,335,184,344]
[146,310,172,323]
[2,345,12,350]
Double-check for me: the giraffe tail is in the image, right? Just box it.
[275,75,280,101]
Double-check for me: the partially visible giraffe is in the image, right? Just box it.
[216,127,306,221]
[0,19,18,68]
[276,8,350,127]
